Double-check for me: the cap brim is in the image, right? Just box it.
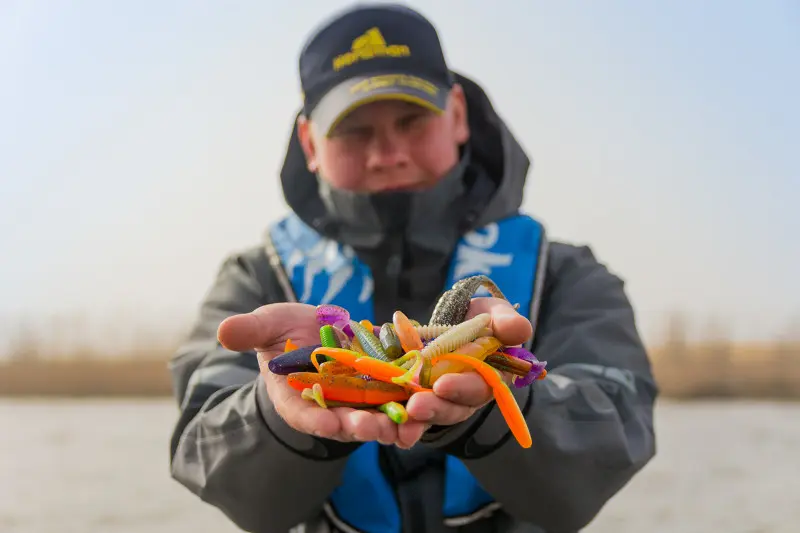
[310,73,450,136]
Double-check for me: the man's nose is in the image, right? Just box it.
[365,129,410,170]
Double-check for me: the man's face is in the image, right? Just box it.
[298,84,470,193]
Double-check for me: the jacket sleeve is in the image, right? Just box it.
[168,248,358,533]
[421,243,658,532]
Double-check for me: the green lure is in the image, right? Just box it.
[348,320,392,362]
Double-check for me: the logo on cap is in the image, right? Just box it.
[332,27,411,71]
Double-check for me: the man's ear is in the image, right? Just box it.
[448,84,470,145]
[296,115,318,172]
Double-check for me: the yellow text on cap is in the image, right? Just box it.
[333,27,411,71]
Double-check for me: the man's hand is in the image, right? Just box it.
[217,303,430,448]
[404,297,532,426]
[216,297,532,449]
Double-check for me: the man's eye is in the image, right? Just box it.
[399,114,425,128]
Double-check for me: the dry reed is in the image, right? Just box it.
[1,312,798,399]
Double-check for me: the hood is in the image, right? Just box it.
[278,71,532,247]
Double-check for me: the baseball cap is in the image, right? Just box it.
[298,3,455,136]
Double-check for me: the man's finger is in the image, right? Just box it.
[396,421,429,449]
[338,409,382,442]
[265,373,341,437]
[405,391,476,426]
[466,297,532,346]
[431,372,493,407]
[293,400,342,438]
[375,412,400,445]
[217,303,317,352]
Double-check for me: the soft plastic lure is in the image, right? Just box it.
[432,352,532,448]
[288,373,412,405]
[429,275,514,326]
[349,320,392,362]
[392,310,424,352]
[268,344,322,375]
[427,336,502,384]
[319,325,340,348]
[378,323,404,360]
[417,313,492,388]
[270,275,547,447]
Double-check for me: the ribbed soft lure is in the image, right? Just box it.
[417,313,492,388]
[349,320,392,362]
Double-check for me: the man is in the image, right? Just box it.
[168,3,658,532]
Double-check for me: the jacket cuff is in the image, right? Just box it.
[420,383,532,459]
[255,378,360,460]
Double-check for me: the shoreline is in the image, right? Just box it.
[1,342,798,400]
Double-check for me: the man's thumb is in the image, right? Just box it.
[467,297,532,346]
[217,303,316,352]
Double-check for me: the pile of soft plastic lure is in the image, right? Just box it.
[266,275,547,449]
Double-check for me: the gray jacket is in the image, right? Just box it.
[168,73,658,533]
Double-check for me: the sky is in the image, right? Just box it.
[1,0,798,354]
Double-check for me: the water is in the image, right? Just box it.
[1,399,798,533]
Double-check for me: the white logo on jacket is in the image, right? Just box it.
[453,223,513,292]
[286,239,373,305]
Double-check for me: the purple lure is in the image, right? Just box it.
[316,304,349,326]
[316,304,353,337]
[341,322,354,337]
[267,344,323,375]
[502,346,548,388]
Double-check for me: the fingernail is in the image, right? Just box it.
[443,388,460,402]
[433,381,458,401]
[496,306,521,322]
